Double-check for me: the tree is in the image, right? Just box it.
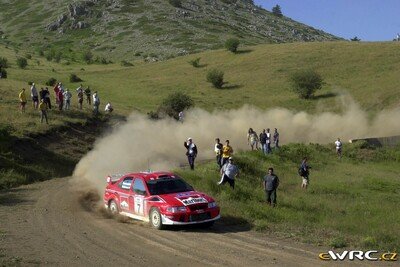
[290,70,323,99]
[207,69,224,88]
[272,5,283,17]
[350,36,361,42]
[225,38,240,53]
[16,57,28,69]
[158,92,194,119]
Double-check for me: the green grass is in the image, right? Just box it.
[175,143,400,250]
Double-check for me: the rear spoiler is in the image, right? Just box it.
[106,173,125,184]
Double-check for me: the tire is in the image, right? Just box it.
[109,200,119,215]
[149,208,164,230]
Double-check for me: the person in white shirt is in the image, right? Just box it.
[178,111,184,123]
[184,138,197,170]
[335,138,342,158]
[92,91,100,115]
[30,83,39,109]
[63,89,72,110]
[105,102,113,113]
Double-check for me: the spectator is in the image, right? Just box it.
[53,82,60,105]
[214,138,223,170]
[39,99,48,124]
[335,138,342,158]
[63,89,72,110]
[218,157,239,189]
[184,138,197,170]
[105,102,113,113]
[178,111,184,123]
[299,157,311,189]
[221,139,234,166]
[19,88,27,113]
[84,86,91,105]
[266,128,271,154]
[30,83,39,109]
[93,91,100,115]
[57,89,64,111]
[273,128,280,149]
[247,128,259,151]
[259,129,267,155]
[39,87,46,101]
[43,87,51,109]
[263,167,279,207]
[77,86,84,110]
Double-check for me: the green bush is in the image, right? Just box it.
[188,57,201,68]
[207,69,224,88]
[120,60,133,67]
[45,77,57,86]
[0,68,7,79]
[158,92,194,119]
[16,57,28,69]
[25,53,32,59]
[0,57,9,68]
[83,50,93,64]
[54,51,62,63]
[225,38,240,53]
[290,69,323,99]
[168,0,182,8]
[69,73,83,83]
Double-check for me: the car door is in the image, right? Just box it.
[117,177,133,212]
[132,178,147,217]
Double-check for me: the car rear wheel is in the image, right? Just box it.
[109,200,119,215]
[150,208,164,230]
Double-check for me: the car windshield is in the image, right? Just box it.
[146,177,194,195]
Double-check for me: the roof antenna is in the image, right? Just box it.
[147,158,152,173]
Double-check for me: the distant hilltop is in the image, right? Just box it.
[0,0,342,61]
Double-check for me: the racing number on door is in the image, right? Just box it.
[134,196,144,215]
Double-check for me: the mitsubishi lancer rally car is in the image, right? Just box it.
[104,171,220,229]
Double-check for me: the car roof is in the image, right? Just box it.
[123,171,177,182]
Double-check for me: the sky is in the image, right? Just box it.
[254,0,400,41]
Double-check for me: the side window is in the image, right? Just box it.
[118,177,133,191]
[133,178,147,196]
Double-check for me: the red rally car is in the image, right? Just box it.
[104,171,220,229]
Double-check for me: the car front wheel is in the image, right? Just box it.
[109,200,119,215]
[150,208,164,230]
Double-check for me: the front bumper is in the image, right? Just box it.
[161,213,220,225]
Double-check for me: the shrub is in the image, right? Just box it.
[272,4,283,17]
[207,69,224,88]
[25,53,32,59]
[54,51,62,63]
[120,60,133,67]
[290,69,323,99]
[168,0,182,8]
[0,57,8,68]
[38,49,44,56]
[27,81,33,86]
[83,50,93,64]
[45,77,57,86]
[16,57,28,69]
[69,73,83,83]
[158,92,194,119]
[0,68,7,79]
[189,57,201,68]
[225,38,240,53]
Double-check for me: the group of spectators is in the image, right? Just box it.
[18,82,114,124]
[247,127,279,154]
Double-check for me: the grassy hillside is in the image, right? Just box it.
[0,0,340,61]
[1,41,400,136]
[177,142,400,250]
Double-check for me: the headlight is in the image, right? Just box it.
[166,206,187,213]
[208,202,217,208]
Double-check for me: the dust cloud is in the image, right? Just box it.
[72,95,400,193]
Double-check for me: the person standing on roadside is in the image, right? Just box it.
[178,111,184,123]
[53,82,60,105]
[247,128,259,151]
[299,157,311,189]
[43,87,51,109]
[77,86,84,110]
[84,86,91,105]
[266,128,272,154]
[39,99,48,124]
[263,167,279,207]
[259,129,267,155]
[19,88,27,113]
[273,128,280,149]
[214,138,223,170]
[57,88,64,111]
[30,83,39,109]
[93,91,100,115]
[218,157,239,189]
[335,138,342,158]
[63,89,72,110]
[184,138,197,170]
[221,139,234,166]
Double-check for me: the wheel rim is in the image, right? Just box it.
[152,211,160,227]
[110,202,118,214]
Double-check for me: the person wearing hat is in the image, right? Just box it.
[184,137,197,170]
[218,157,239,189]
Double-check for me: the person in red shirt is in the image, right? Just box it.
[57,89,64,111]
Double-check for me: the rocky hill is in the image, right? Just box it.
[0,0,341,61]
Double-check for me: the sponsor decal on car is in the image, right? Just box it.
[120,200,129,209]
[178,197,208,206]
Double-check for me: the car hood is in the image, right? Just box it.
[158,191,214,206]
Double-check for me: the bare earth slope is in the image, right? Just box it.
[0,177,352,266]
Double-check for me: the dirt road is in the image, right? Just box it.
[0,177,367,266]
